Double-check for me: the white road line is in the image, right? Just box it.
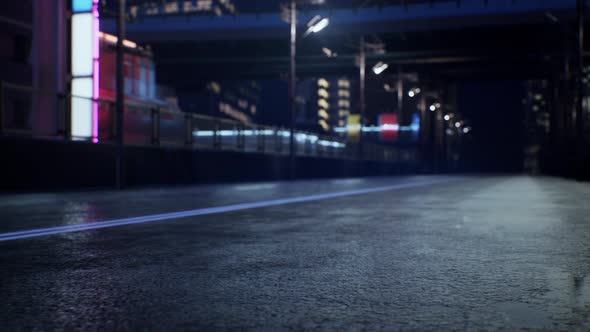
[0,179,453,242]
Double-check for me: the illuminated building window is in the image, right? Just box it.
[318,109,330,120]
[99,32,137,49]
[318,99,330,109]
[207,82,221,94]
[218,102,250,123]
[338,79,350,88]
[338,89,350,98]
[338,100,350,108]
[318,78,330,88]
[317,88,330,99]
[164,2,180,13]
[196,0,213,10]
[339,110,350,117]
[319,119,330,131]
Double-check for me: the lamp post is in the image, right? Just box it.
[287,1,329,179]
[358,36,366,161]
[576,0,585,158]
[289,0,296,180]
[115,0,126,189]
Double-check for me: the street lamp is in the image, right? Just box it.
[408,87,421,98]
[321,47,337,58]
[288,1,329,179]
[372,61,389,75]
[304,15,329,36]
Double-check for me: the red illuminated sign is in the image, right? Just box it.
[379,113,399,141]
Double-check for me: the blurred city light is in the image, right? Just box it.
[407,87,421,98]
[321,47,337,57]
[307,16,330,34]
[372,62,389,75]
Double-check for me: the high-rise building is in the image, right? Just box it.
[314,77,352,134]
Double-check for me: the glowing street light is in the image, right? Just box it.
[303,15,330,37]
[444,114,451,121]
[429,104,437,112]
[408,87,421,98]
[321,47,337,57]
[287,2,329,179]
[372,61,389,75]
[455,121,462,128]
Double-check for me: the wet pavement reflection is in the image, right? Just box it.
[1,176,590,330]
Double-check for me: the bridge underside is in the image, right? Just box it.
[101,0,587,88]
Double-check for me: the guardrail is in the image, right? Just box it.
[0,82,418,164]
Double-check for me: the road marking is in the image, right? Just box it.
[0,179,453,242]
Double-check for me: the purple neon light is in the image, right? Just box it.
[92,0,99,143]
[0,179,455,242]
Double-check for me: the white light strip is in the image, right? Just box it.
[71,13,93,77]
[191,130,342,147]
[71,8,98,140]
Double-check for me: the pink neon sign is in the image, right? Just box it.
[92,0,99,143]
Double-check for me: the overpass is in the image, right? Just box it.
[103,0,583,42]
[101,0,589,83]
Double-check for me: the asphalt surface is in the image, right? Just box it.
[1,175,590,331]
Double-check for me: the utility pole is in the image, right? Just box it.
[115,0,126,189]
[576,0,585,143]
[358,36,366,162]
[397,65,403,121]
[288,0,296,180]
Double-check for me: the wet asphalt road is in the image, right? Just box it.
[1,175,590,331]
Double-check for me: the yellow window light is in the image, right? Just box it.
[318,78,330,88]
[318,99,330,109]
[317,88,330,99]
[318,109,330,120]
[338,79,350,88]
[319,119,330,131]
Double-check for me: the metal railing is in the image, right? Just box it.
[0,82,417,164]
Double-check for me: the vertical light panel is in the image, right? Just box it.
[71,78,93,138]
[72,77,93,98]
[71,13,93,77]
[71,0,99,141]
